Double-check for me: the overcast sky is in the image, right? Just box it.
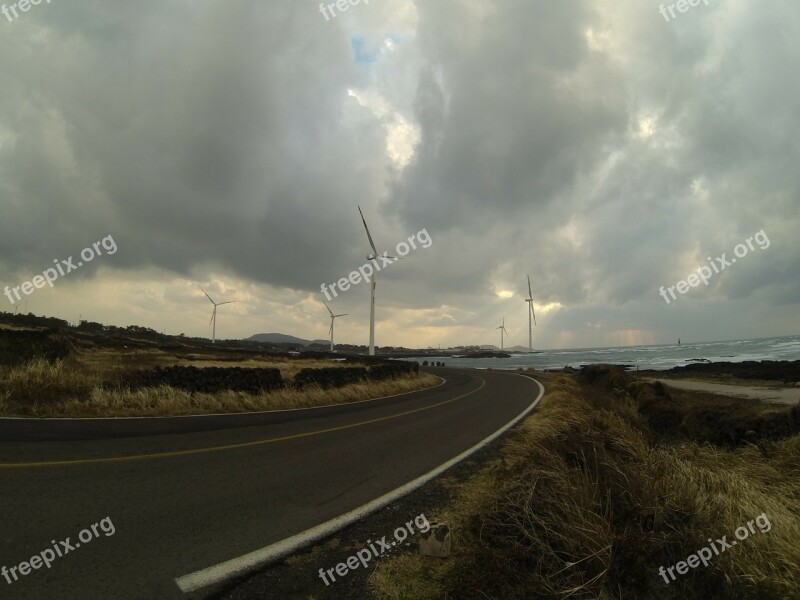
[1,0,798,350]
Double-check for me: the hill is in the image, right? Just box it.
[247,332,328,346]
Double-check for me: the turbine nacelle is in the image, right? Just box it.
[366,251,398,262]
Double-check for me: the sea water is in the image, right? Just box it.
[407,334,800,372]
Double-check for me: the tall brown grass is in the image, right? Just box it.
[59,373,439,417]
[370,370,800,600]
[1,357,100,412]
[0,355,439,417]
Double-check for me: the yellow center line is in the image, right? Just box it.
[0,377,486,469]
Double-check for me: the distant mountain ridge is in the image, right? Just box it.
[247,333,328,346]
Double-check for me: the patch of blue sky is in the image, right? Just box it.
[351,36,381,64]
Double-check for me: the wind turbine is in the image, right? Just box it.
[11,300,20,315]
[323,301,348,352]
[357,205,397,356]
[199,287,235,344]
[524,274,537,352]
[496,317,509,350]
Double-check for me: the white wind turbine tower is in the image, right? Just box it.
[323,301,348,352]
[199,287,235,344]
[358,205,397,356]
[496,317,509,350]
[524,274,537,352]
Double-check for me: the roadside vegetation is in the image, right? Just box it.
[0,349,439,417]
[371,366,800,599]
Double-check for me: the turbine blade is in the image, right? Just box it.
[217,301,235,306]
[334,313,348,317]
[358,205,379,256]
[329,320,333,335]
[209,308,215,326]
[199,287,215,304]
[323,301,334,316]
[531,302,536,326]
[527,274,533,299]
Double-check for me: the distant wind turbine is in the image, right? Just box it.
[199,287,235,344]
[357,205,397,356]
[496,317,509,350]
[524,274,537,351]
[323,301,348,352]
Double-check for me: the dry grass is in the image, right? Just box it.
[0,355,439,417]
[57,373,440,417]
[1,357,100,408]
[70,345,363,381]
[73,347,167,375]
[0,323,41,331]
[370,370,800,600]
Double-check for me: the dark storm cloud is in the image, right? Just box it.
[393,1,627,233]
[0,0,390,290]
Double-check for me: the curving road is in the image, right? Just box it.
[0,368,543,599]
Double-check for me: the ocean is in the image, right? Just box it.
[408,334,800,372]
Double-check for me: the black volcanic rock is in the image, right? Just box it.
[656,360,800,383]
[464,351,511,359]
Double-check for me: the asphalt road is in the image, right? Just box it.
[0,368,542,599]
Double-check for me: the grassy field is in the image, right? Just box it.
[0,346,439,417]
[370,366,800,600]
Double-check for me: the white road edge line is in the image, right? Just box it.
[175,374,544,594]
